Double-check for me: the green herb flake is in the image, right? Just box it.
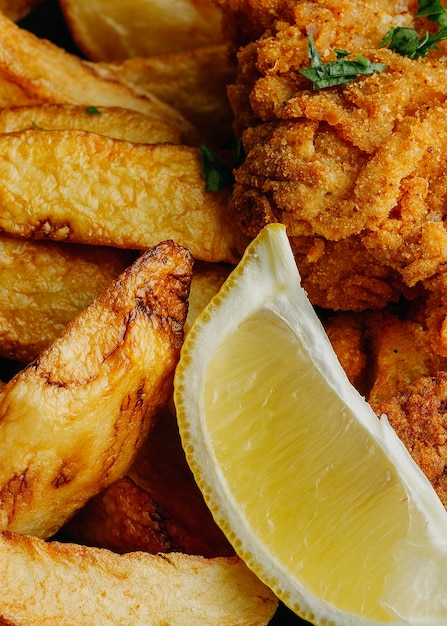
[86,106,101,115]
[199,144,234,193]
[380,0,447,57]
[379,25,447,58]
[417,0,447,27]
[299,32,386,90]
[30,120,45,130]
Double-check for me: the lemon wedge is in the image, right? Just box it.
[174,223,447,625]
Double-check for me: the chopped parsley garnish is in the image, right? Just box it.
[379,26,447,57]
[380,0,447,57]
[299,32,387,89]
[199,144,234,193]
[86,106,101,115]
[418,0,447,26]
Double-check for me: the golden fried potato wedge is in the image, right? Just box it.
[95,45,235,145]
[0,0,43,21]
[0,104,187,144]
[62,408,234,557]
[0,240,193,538]
[59,0,224,61]
[0,532,278,626]
[0,129,247,263]
[0,234,136,363]
[0,12,196,139]
[185,261,232,334]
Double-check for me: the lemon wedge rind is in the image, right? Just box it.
[174,223,447,626]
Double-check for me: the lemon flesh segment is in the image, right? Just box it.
[174,224,447,625]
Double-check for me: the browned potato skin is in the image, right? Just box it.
[0,532,278,626]
[0,240,193,538]
[95,45,236,146]
[0,234,136,363]
[0,0,43,21]
[0,129,247,263]
[0,11,196,140]
[59,0,224,61]
[62,409,234,558]
[0,104,187,144]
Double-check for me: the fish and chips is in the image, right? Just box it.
[2,0,447,624]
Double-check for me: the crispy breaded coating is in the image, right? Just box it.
[291,234,413,310]
[323,311,369,395]
[371,373,447,508]
[367,311,447,404]
[218,0,447,338]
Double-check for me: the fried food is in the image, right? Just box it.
[0,241,192,538]
[0,11,195,139]
[0,103,188,144]
[321,302,447,509]
[0,234,135,363]
[290,234,413,312]
[59,0,225,61]
[0,532,277,625]
[367,311,447,404]
[217,0,447,332]
[371,373,447,509]
[62,408,234,557]
[0,128,247,263]
[0,0,43,21]
[322,311,369,397]
[95,45,236,146]
[185,261,232,333]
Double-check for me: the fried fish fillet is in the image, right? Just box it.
[0,240,192,538]
[324,304,447,506]
[217,0,447,335]
[371,373,447,509]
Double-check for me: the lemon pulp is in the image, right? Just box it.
[204,309,407,621]
[175,224,447,625]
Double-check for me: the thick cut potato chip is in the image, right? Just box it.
[0,532,278,625]
[0,104,187,144]
[0,240,192,538]
[185,261,232,334]
[62,408,234,557]
[0,234,136,363]
[0,129,247,262]
[0,0,43,21]
[95,45,235,145]
[0,11,196,139]
[59,0,224,61]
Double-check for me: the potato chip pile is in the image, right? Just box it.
[0,1,281,624]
